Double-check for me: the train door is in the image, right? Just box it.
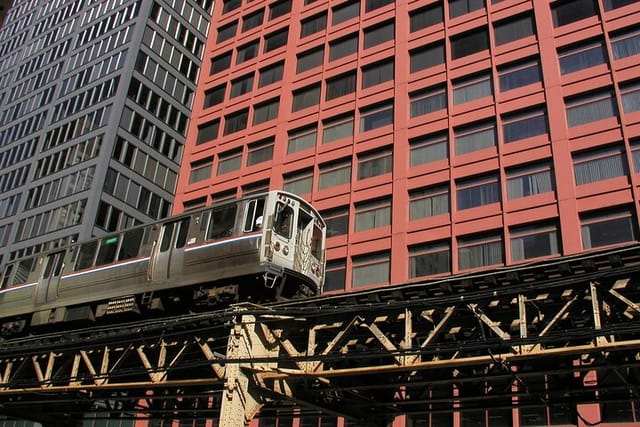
[149,217,189,281]
[35,251,66,304]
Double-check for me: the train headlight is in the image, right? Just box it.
[283,245,289,255]
[274,242,280,251]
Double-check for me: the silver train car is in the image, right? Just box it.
[0,191,326,337]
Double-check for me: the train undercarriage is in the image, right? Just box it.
[0,270,316,340]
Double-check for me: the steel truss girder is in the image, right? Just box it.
[3,246,640,425]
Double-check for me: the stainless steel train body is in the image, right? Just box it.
[0,191,326,336]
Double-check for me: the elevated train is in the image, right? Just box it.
[0,191,326,337]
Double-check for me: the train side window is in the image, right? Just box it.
[175,218,190,249]
[274,203,294,239]
[95,236,119,266]
[244,198,265,232]
[13,258,36,286]
[118,228,144,261]
[75,241,98,270]
[160,223,174,252]
[312,223,323,259]
[1,264,13,289]
[208,204,237,239]
[43,252,65,278]
[200,212,210,233]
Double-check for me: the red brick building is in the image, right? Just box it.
[175,0,640,423]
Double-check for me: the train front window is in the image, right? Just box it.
[274,203,294,239]
[208,204,237,239]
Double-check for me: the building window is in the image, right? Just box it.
[196,120,219,145]
[325,259,346,291]
[410,133,448,166]
[410,86,446,118]
[217,150,242,175]
[449,0,484,18]
[283,169,313,195]
[451,28,489,59]
[362,60,394,89]
[611,27,640,60]
[502,108,548,143]
[498,59,541,92]
[409,242,450,278]
[511,223,559,262]
[259,61,284,87]
[236,41,259,64]
[301,12,327,37]
[222,0,241,14]
[352,252,390,287]
[454,121,496,155]
[211,51,231,75]
[332,1,360,25]
[297,47,325,73]
[604,0,636,10]
[204,85,225,108]
[288,126,317,154]
[358,148,392,180]
[329,34,359,61]
[355,198,391,231]
[573,145,627,185]
[223,109,249,135]
[410,3,443,32]
[323,207,349,238]
[453,73,492,105]
[253,98,280,125]
[559,40,607,75]
[326,71,356,101]
[410,42,445,73]
[409,185,449,219]
[581,208,637,249]
[551,0,597,27]
[230,74,254,98]
[292,84,321,112]
[269,0,292,20]
[217,21,237,43]
[506,163,554,199]
[319,159,351,189]
[458,232,503,270]
[264,28,289,52]
[364,20,394,49]
[494,14,534,46]
[630,140,640,173]
[247,139,274,166]
[366,0,393,11]
[566,91,618,127]
[242,9,264,32]
[360,102,393,132]
[621,81,640,113]
[189,157,212,184]
[323,114,355,143]
[457,175,500,210]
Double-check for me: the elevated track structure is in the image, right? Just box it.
[4,244,640,426]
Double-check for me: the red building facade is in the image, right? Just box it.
[176,0,640,295]
[174,0,640,425]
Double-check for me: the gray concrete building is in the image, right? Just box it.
[0,0,212,268]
